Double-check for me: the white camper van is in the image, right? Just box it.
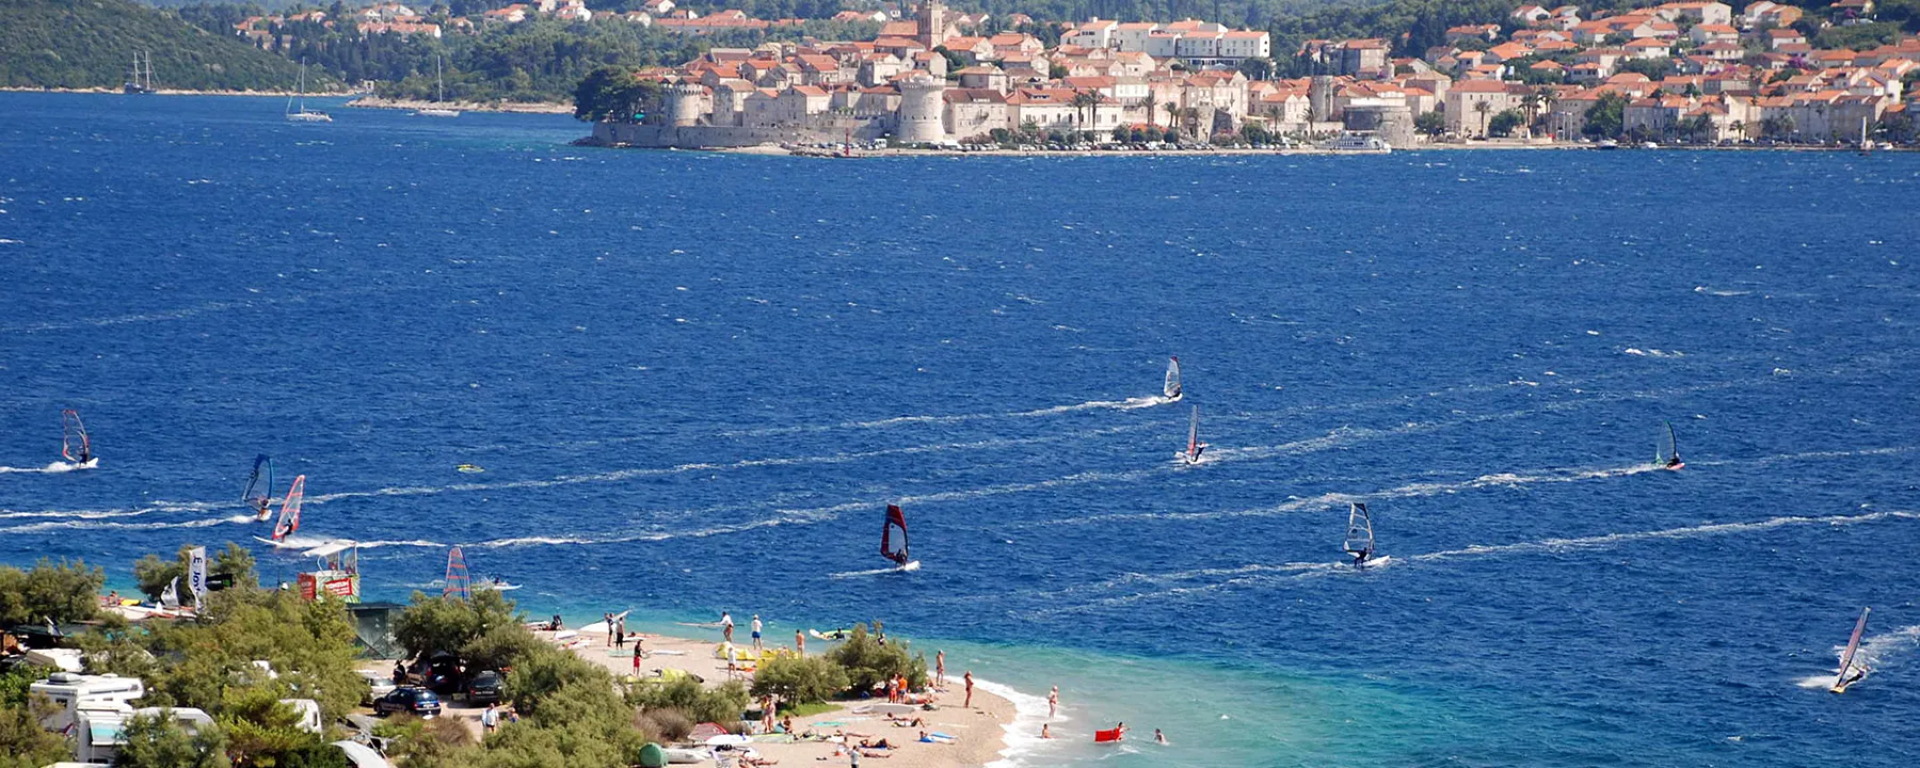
[28,673,145,732]
[73,707,214,764]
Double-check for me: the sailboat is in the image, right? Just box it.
[1164,356,1182,401]
[242,455,276,521]
[1830,607,1871,693]
[60,409,97,469]
[123,51,154,95]
[413,57,459,118]
[253,474,307,547]
[1658,421,1684,470]
[881,504,920,572]
[285,60,332,123]
[1344,502,1376,567]
[1178,405,1207,464]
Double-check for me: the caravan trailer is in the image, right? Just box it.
[29,673,145,731]
[74,707,213,764]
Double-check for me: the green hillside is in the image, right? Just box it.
[0,0,330,91]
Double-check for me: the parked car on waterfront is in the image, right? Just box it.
[357,669,396,705]
[373,687,442,719]
[465,670,503,705]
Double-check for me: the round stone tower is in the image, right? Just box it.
[1309,75,1335,123]
[896,75,947,145]
[667,83,705,127]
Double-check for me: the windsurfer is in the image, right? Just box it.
[1665,453,1683,469]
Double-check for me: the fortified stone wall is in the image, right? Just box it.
[591,117,892,149]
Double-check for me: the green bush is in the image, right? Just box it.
[505,645,608,716]
[626,676,750,726]
[0,557,105,624]
[751,655,850,705]
[0,694,70,768]
[395,588,523,664]
[637,708,693,741]
[824,624,923,694]
[219,688,324,767]
[118,712,231,768]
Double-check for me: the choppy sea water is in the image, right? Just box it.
[2,93,1917,767]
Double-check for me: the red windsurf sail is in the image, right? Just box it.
[881,504,910,566]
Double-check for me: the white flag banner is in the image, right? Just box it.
[161,578,179,609]
[188,546,208,610]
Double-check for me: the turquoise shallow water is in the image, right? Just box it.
[2,93,1918,766]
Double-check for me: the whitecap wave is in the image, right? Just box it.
[977,679,1057,768]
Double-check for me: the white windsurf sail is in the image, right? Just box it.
[1658,421,1682,467]
[1164,357,1182,400]
[243,454,276,518]
[272,475,306,541]
[61,409,92,464]
[1344,503,1375,564]
[1832,606,1871,693]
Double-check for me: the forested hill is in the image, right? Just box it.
[0,0,325,91]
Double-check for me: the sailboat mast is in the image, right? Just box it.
[436,56,445,103]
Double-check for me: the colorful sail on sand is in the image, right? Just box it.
[1181,405,1208,464]
[61,409,93,464]
[1831,607,1871,693]
[1164,357,1182,401]
[881,504,915,569]
[272,475,306,542]
[1658,421,1684,470]
[243,455,276,520]
[1344,503,1376,567]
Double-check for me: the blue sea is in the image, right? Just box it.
[2,92,1917,766]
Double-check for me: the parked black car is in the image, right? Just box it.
[465,670,503,705]
[373,687,443,719]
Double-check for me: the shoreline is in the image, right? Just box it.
[0,85,353,98]
[0,88,570,114]
[546,625,1019,768]
[346,95,572,114]
[585,138,1906,157]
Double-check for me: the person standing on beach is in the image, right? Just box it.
[935,651,945,687]
[481,703,499,734]
[603,613,613,647]
[751,615,763,652]
[1048,686,1058,719]
[796,629,806,656]
[722,611,734,643]
[963,671,974,708]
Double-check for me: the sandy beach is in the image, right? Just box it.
[544,626,1020,768]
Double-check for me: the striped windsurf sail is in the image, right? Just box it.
[881,504,910,566]
[1164,357,1182,400]
[1833,607,1871,690]
[243,455,276,510]
[273,475,306,541]
[61,409,91,462]
[444,546,472,601]
[1344,503,1375,559]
